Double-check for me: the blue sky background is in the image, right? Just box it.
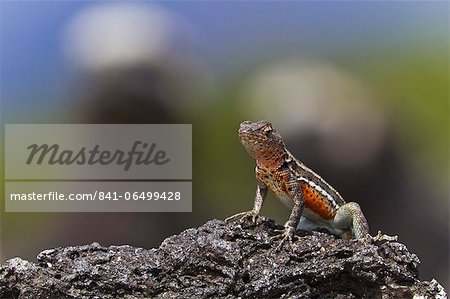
[1,1,447,113]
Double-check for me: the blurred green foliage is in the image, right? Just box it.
[354,40,448,181]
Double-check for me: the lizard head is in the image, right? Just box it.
[238,120,286,166]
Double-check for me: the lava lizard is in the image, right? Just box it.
[226,120,395,249]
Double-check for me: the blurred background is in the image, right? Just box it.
[1,1,448,288]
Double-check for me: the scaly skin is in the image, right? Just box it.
[226,120,372,250]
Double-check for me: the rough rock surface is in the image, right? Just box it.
[0,217,447,298]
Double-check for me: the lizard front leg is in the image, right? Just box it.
[225,180,268,224]
[272,179,305,250]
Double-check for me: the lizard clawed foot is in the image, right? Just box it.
[270,226,297,251]
[365,230,398,244]
[225,210,258,225]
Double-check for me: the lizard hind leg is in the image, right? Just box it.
[333,202,369,239]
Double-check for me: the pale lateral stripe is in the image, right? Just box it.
[286,149,342,209]
[298,177,339,210]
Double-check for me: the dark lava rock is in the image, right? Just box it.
[0,217,447,298]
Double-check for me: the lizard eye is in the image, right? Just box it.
[262,124,272,132]
[263,127,272,135]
